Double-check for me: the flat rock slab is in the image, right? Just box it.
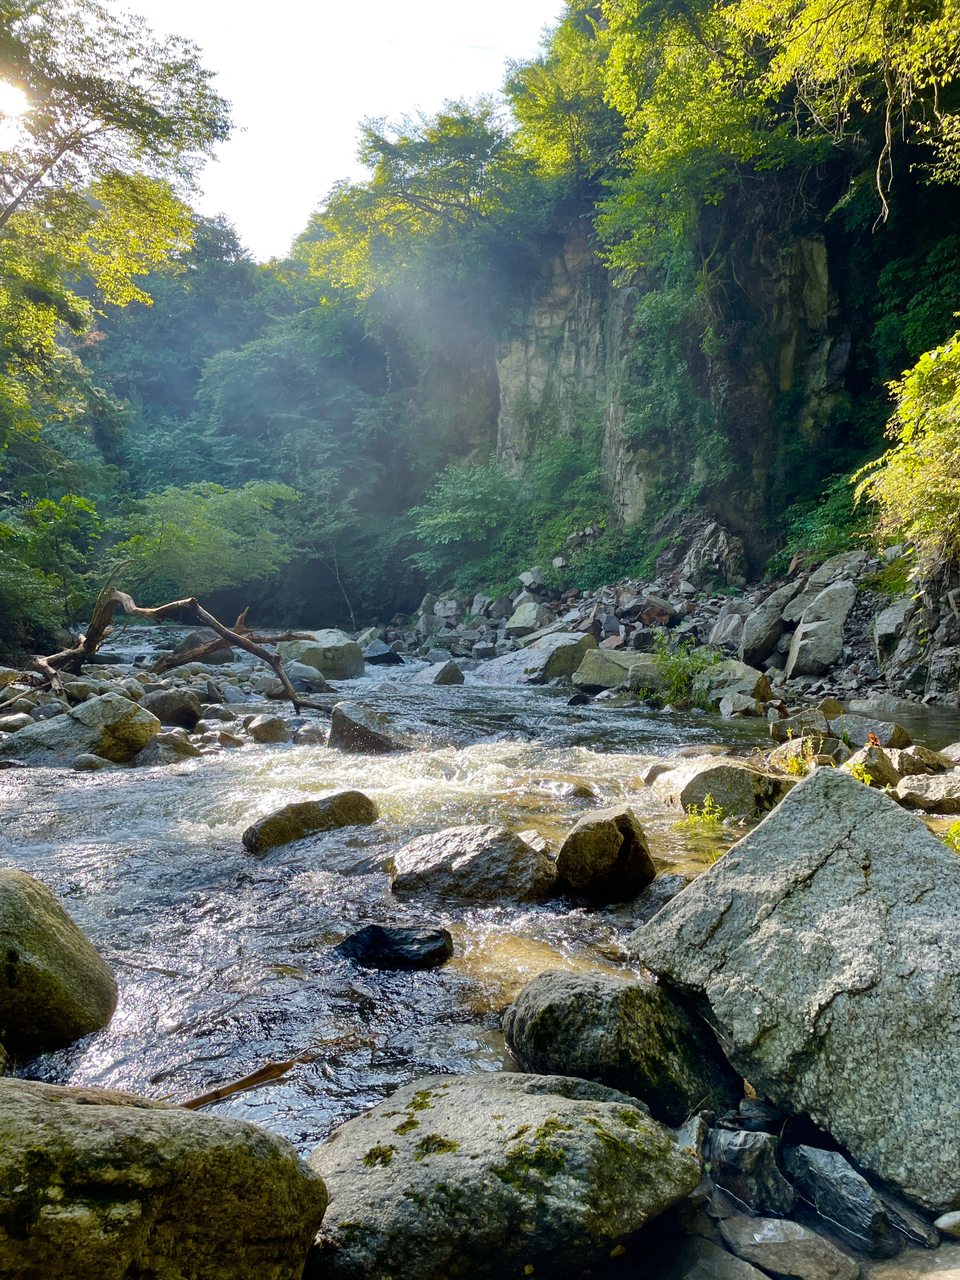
[556,804,656,902]
[242,791,379,853]
[334,925,453,970]
[0,1078,327,1280]
[306,1072,700,1280]
[632,767,960,1213]
[391,824,557,902]
[502,970,741,1125]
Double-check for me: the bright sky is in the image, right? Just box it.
[119,0,566,262]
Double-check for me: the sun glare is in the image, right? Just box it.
[0,82,29,117]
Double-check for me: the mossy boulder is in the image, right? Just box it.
[242,791,379,853]
[0,692,160,766]
[306,1072,700,1280]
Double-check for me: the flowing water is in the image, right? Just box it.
[3,637,960,1161]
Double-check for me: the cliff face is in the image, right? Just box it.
[495,227,853,573]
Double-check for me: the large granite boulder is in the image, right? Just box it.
[173,628,235,663]
[242,791,379,853]
[306,1072,700,1280]
[502,971,741,1125]
[391,824,557,902]
[0,1078,327,1280]
[692,659,771,709]
[555,804,656,903]
[0,870,117,1052]
[738,582,801,666]
[276,630,364,680]
[652,757,795,817]
[475,632,598,685]
[140,688,203,730]
[0,692,160,765]
[632,766,960,1213]
[572,650,667,692]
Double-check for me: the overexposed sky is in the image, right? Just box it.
[121,0,566,262]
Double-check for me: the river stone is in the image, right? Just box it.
[845,745,901,788]
[246,713,292,744]
[720,1212,860,1280]
[693,659,772,709]
[555,804,656,902]
[276,630,364,680]
[131,731,203,766]
[71,752,111,771]
[363,639,403,665]
[784,1144,901,1259]
[0,692,160,766]
[334,925,453,970]
[410,659,463,686]
[502,970,741,1125]
[306,1072,700,1280]
[706,1128,797,1216]
[282,661,332,692]
[0,1077,327,1280]
[652,757,795,817]
[572,650,667,691]
[0,712,32,732]
[0,870,117,1052]
[242,791,379,853]
[391,824,557,902]
[770,708,832,742]
[327,702,401,753]
[828,713,912,749]
[895,773,960,813]
[140,688,203,730]
[785,617,846,677]
[632,766,960,1213]
[475,631,598,685]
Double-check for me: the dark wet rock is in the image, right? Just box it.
[0,692,160,766]
[784,1144,901,1259]
[410,660,464,686]
[0,870,117,1053]
[673,1236,769,1280]
[626,873,691,927]
[720,1211,859,1280]
[502,970,741,1126]
[0,1077,327,1280]
[306,1072,700,1280]
[140,688,203,730]
[327,701,402,752]
[827,714,912,749]
[633,767,960,1214]
[555,804,656,903]
[246,713,292,744]
[706,1128,797,1216]
[335,925,453,970]
[391,824,557,902]
[242,791,379,853]
[363,640,403,665]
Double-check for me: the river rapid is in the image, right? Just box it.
[4,637,960,1163]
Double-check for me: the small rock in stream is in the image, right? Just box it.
[246,713,292,744]
[242,791,379,853]
[327,701,402,752]
[391,824,557,902]
[334,924,453,970]
[556,804,656,903]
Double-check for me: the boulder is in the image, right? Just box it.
[242,791,379,853]
[632,766,960,1213]
[785,618,846,677]
[0,712,32,732]
[131,732,203,767]
[140,688,203,730]
[504,601,555,637]
[327,702,402,753]
[770,709,831,743]
[555,804,656,903]
[0,692,160,766]
[895,773,960,813]
[0,1077,327,1280]
[391,824,557,903]
[306,1072,700,1280]
[678,521,747,588]
[706,1128,797,1216]
[828,713,911,749]
[874,597,919,663]
[72,752,111,771]
[502,971,741,1125]
[0,870,117,1052]
[281,661,332,692]
[845,745,901,788]
[739,582,802,666]
[276,630,364,681]
[709,613,745,651]
[693,660,771,709]
[720,1212,859,1280]
[783,1144,901,1259]
[719,692,762,717]
[363,639,403,665]
[246,714,292,744]
[410,660,464,686]
[475,632,598,685]
[652,757,795,817]
[334,925,453,970]
[572,650,667,692]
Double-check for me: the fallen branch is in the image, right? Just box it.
[151,629,315,675]
[179,1054,317,1110]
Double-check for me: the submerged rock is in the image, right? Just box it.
[555,804,656,903]
[0,1078,327,1280]
[502,970,741,1125]
[334,925,453,970]
[242,791,379,853]
[0,870,117,1052]
[306,1072,700,1280]
[633,767,960,1213]
[391,824,557,902]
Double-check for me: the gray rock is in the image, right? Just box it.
[706,1128,797,1216]
[173,628,235,662]
[0,713,32,732]
[242,791,379,853]
[934,1211,960,1237]
[307,1072,700,1280]
[770,709,831,743]
[709,613,745,651]
[556,805,656,903]
[786,618,846,677]
[246,714,292,744]
[282,661,332,692]
[672,1236,770,1280]
[391,824,557,903]
[334,925,453,970]
[0,870,117,1052]
[847,694,919,717]
[573,650,668,691]
[720,1211,859,1280]
[504,601,555,637]
[410,660,463,686]
[784,1144,901,1258]
[327,702,401,753]
[693,660,771,709]
[719,692,762,717]
[828,713,912,749]
[131,732,203,766]
[502,970,741,1126]
[0,1077,327,1280]
[276,630,364,680]
[739,582,802,665]
[845,745,901,788]
[652,757,795,817]
[71,752,111,771]
[0,692,160,766]
[633,767,960,1213]
[803,580,859,627]
[874,597,918,662]
[140,688,203,730]
[895,773,960,813]
[475,632,598,685]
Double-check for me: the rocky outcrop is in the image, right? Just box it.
[555,804,656,902]
[0,1078,327,1280]
[242,791,379,853]
[502,971,741,1125]
[632,767,960,1213]
[0,870,117,1053]
[0,692,160,765]
[391,824,557,902]
[307,1072,700,1280]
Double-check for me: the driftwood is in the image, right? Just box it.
[151,629,315,675]
[179,1054,318,1110]
[27,588,332,715]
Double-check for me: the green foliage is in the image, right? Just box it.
[942,821,960,854]
[652,631,721,707]
[767,473,867,574]
[672,794,727,833]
